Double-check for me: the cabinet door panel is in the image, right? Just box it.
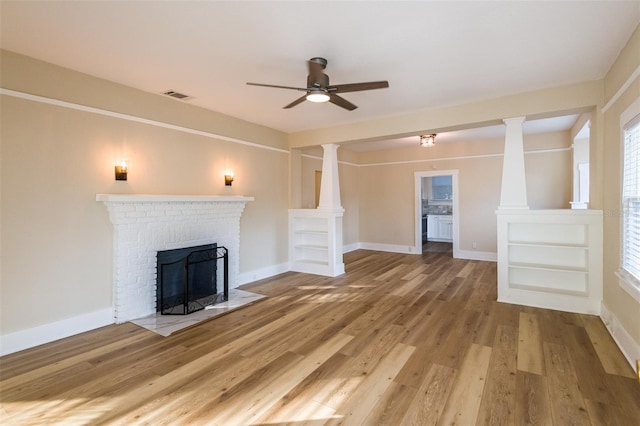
[427,216,438,238]
[436,217,453,241]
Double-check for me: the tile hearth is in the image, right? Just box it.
[130,289,266,336]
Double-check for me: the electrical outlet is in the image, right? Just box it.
[472,242,477,249]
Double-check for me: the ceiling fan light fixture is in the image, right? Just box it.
[420,134,437,147]
[247,57,388,110]
[306,91,330,103]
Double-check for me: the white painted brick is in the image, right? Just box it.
[102,199,251,322]
[126,211,147,218]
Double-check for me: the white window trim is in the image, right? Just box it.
[615,269,640,304]
[618,96,640,304]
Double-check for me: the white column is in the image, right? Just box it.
[499,116,529,210]
[289,148,302,209]
[318,143,343,211]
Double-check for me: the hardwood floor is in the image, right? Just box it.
[422,241,452,254]
[1,250,638,425]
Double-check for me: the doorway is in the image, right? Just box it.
[414,170,460,257]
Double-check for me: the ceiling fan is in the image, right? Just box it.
[246,57,389,111]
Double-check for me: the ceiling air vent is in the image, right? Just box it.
[162,90,191,100]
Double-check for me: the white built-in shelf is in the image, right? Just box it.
[289,209,344,277]
[496,209,603,315]
[294,244,329,250]
[508,241,588,249]
[508,262,588,273]
[294,230,328,235]
[300,259,329,266]
[508,283,587,297]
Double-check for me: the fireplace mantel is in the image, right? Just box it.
[96,194,254,203]
[97,193,253,323]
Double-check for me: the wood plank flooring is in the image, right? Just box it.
[1,249,638,425]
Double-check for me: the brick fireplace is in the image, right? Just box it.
[97,194,253,323]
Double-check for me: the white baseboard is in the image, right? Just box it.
[357,242,416,254]
[600,302,640,373]
[0,308,114,356]
[343,243,360,253]
[456,249,497,262]
[343,243,496,260]
[237,262,290,286]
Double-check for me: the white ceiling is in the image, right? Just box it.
[1,1,638,143]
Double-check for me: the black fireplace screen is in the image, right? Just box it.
[156,244,229,315]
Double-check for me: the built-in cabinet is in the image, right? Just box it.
[427,215,453,242]
[496,209,602,314]
[289,209,344,277]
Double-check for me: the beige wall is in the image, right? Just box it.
[1,51,290,335]
[351,132,572,253]
[602,25,640,345]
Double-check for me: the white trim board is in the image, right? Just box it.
[457,249,497,262]
[302,148,570,168]
[0,88,289,154]
[359,147,570,167]
[0,308,114,356]
[237,262,290,286]
[357,242,417,254]
[600,302,640,373]
[602,64,640,113]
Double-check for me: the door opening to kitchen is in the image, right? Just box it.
[414,170,459,256]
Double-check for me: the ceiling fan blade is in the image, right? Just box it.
[329,94,357,111]
[246,82,307,91]
[283,95,308,109]
[329,81,389,93]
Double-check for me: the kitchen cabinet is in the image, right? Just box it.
[426,215,453,242]
[437,216,453,240]
[427,216,437,240]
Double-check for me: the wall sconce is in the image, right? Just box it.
[224,171,234,186]
[420,134,437,148]
[115,160,128,181]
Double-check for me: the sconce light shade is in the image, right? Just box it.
[224,171,234,186]
[115,160,128,181]
[420,134,437,148]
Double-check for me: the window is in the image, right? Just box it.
[619,101,640,303]
[431,175,452,200]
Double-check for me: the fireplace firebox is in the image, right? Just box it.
[156,244,229,315]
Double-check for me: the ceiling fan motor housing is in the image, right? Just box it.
[308,73,330,90]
